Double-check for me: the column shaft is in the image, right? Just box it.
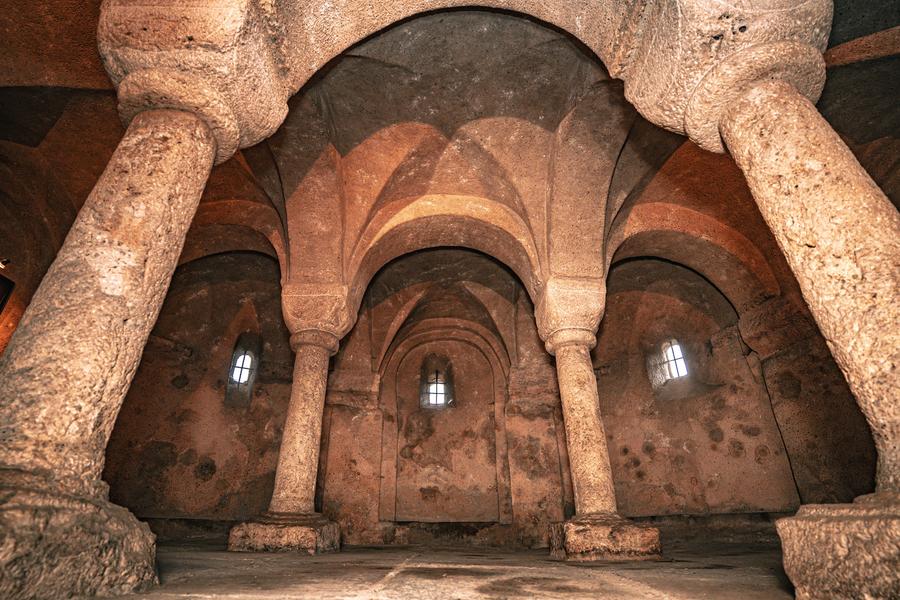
[269,342,332,514]
[721,80,900,492]
[554,343,618,515]
[0,109,216,499]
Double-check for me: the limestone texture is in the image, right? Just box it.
[722,80,900,493]
[268,336,338,515]
[229,513,340,554]
[550,514,661,562]
[0,109,215,597]
[0,489,157,599]
[551,339,618,516]
[0,3,897,599]
[777,493,900,600]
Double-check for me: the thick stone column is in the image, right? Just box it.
[0,109,216,599]
[228,331,341,554]
[546,330,660,562]
[536,278,660,561]
[721,80,900,600]
[551,332,618,516]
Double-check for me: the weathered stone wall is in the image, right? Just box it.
[102,250,876,545]
[596,260,802,517]
[104,252,293,520]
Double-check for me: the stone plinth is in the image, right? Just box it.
[0,488,157,599]
[776,493,900,600]
[550,514,661,561]
[228,513,340,554]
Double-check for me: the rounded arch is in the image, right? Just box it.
[377,316,513,523]
[185,199,287,269]
[348,194,543,313]
[607,202,781,313]
[378,317,511,378]
[285,5,615,94]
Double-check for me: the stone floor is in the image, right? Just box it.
[99,527,793,600]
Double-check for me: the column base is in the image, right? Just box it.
[549,514,661,561]
[776,492,900,600]
[228,512,341,554]
[0,486,157,600]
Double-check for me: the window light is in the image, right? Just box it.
[661,339,688,381]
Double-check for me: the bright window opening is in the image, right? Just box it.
[427,370,447,406]
[420,355,454,408]
[661,339,688,380]
[230,352,253,384]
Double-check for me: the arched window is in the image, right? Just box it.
[661,339,688,380]
[647,338,689,390]
[420,354,454,408]
[426,370,447,406]
[225,332,262,407]
[231,352,254,384]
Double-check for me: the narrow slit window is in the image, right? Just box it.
[0,273,13,315]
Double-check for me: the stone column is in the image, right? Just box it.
[0,109,216,599]
[721,80,900,600]
[536,278,660,561]
[228,330,341,554]
[551,332,618,516]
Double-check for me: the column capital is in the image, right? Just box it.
[544,329,597,356]
[535,276,605,356]
[281,282,357,344]
[98,0,291,164]
[289,330,340,355]
[612,0,831,153]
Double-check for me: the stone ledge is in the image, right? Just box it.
[228,513,340,554]
[549,514,661,561]
[776,493,900,600]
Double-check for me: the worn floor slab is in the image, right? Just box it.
[100,533,793,599]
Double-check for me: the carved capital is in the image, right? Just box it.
[613,0,831,153]
[98,0,290,163]
[289,330,340,355]
[535,277,606,355]
[281,283,356,342]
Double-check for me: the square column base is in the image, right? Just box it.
[776,492,900,600]
[228,512,340,554]
[549,514,661,561]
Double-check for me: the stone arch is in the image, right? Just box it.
[282,4,615,94]
[377,316,513,524]
[347,194,544,313]
[608,202,781,313]
[187,199,287,269]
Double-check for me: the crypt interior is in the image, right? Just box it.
[0,1,898,599]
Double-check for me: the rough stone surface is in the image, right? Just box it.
[777,493,900,600]
[228,513,340,554]
[0,109,216,498]
[0,489,157,599]
[552,340,618,516]
[722,80,900,493]
[0,109,214,597]
[1,4,897,599]
[268,337,336,515]
[114,534,797,600]
[550,514,661,562]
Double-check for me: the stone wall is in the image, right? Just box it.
[103,251,876,546]
[104,252,293,520]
